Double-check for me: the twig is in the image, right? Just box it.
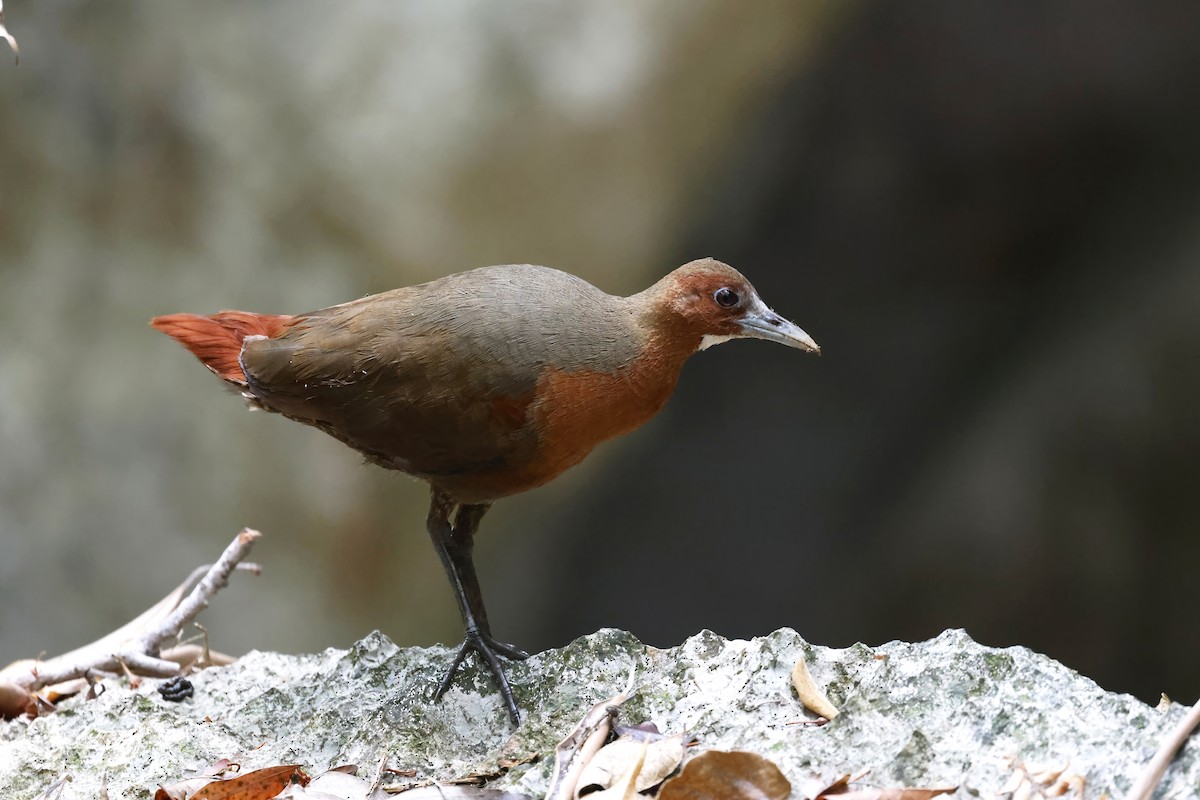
[0,529,261,694]
[367,751,389,798]
[1127,697,1200,800]
[0,0,18,65]
[39,774,71,800]
[136,528,261,655]
[544,689,630,800]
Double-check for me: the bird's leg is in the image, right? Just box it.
[426,488,529,723]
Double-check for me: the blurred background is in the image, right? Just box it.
[1,0,1198,706]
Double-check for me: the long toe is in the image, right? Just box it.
[488,637,531,661]
[434,632,525,725]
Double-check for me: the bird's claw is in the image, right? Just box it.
[434,630,529,724]
[490,638,531,661]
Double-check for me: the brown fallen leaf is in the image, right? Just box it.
[576,732,688,796]
[658,750,791,800]
[188,764,309,800]
[792,654,839,720]
[0,679,35,719]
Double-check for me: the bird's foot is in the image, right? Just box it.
[435,630,530,724]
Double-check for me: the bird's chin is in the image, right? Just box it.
[697,334,736,351]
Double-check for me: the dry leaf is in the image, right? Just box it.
[161,643,238,670]
[44,678,92,704]
[0,0,17,65]
[204,759,241,778]
[613,721,661,738]
[576,733,687,796]
[274,767,391,800]
[584,741,645,800]
[544,690,628,800]
[801,770,956,800]
[154,777,218,800]
[658,750,791,800]
[0,679,35,719]
[792,655,839,719]
[798,771,855,799]
[496,753,539,771]
[273,790,347,800]
[189,764,309,800]
[826,788,956,799]
[997,757,1084,799]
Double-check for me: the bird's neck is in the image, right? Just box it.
[590,291,704,420]
[627,282,707,361]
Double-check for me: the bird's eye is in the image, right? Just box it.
[713,287,740,308]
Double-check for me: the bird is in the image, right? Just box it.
[151,258,819,724]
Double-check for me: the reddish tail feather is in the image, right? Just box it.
[151,311,293,385]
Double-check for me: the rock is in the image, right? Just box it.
[0,628,1193,798]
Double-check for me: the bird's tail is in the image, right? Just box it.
[150,311,293,385]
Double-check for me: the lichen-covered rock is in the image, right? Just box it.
[1,628,1194,798]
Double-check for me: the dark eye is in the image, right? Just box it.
[713,287,739,308]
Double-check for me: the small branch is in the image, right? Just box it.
[1128,698,1200,800]
[134,528,261,656]
[38,774,71,800]
[0,0,18,65]
[115,652,182,679]
[367,751,389,799]
[0,529,261,694]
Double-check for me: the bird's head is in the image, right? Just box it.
[641,258,820,355]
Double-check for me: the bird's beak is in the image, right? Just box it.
[736,299,820,353]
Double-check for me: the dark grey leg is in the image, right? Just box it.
[426,488,529,724]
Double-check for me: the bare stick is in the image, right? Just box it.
[367,751,389,798]
[0,0,19,65]
[1128,698,1200,800]
[1,529,261,693]
[135,528,261,655]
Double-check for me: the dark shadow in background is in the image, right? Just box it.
[524,0,1200,703]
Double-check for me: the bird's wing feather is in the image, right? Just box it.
[238,267,619,478]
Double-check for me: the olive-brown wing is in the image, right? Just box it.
[239,290,539,479]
